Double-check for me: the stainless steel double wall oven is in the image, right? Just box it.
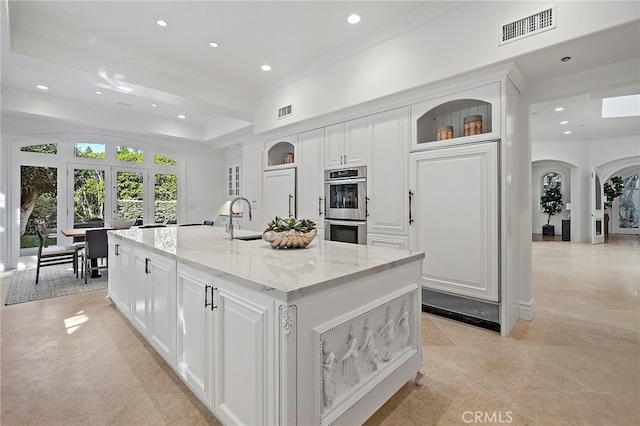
[324,166,367,244]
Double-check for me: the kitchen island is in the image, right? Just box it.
[107,225,425,426]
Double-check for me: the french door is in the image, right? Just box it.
[113,167,147,222]
[68,163,110,227]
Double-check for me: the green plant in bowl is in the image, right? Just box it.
[263,217,317,249]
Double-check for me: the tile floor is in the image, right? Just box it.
[1,236,639,425]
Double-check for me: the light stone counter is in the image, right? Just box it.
[109,225,424,301]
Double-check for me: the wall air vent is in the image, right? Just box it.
[277,104,292,120]
[500,4,556,45]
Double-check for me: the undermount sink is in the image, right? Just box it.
[234,234,263,241]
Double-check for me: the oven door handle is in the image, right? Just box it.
[325,219,367,226]
[324,178,366,185]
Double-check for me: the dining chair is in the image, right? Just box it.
[35,226,78,284]
[81,228,109,284]
[203,220,214,226]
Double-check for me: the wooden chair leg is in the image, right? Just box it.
[36,262,40,285]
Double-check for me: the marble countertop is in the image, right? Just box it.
[108,225,424,301]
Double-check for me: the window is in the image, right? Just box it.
[154,173,177,223]
[117,146,143,162]
[619,173,639,229]
[154,154,177,165]
[541,172,563,211]
[75,143,105,159]
[21,143,57,154]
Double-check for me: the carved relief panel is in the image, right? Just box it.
[314,286,419,425]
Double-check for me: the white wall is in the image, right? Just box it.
[254,1,640,133]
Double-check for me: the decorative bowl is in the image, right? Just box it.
[262,229,317,249]
[107,219,136,229]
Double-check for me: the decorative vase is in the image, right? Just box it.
[262,229,317,249]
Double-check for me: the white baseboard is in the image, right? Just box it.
[519,299,535,320]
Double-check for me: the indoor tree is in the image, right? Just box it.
[540,184,563,235]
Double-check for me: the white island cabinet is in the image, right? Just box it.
[108,225,424,426]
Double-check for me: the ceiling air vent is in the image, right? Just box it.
[277,104,292,120]
[500,4,556,45]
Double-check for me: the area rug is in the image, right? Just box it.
[4,264,108,305]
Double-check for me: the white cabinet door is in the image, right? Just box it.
[324,123,344,169]
[176,263,215,409]
[131,247,150,334]
[263,168,296,220]
[214,277,275,426]
[325,119,366,169]
[148,252,177,364]
[108,240,133,318]
[298,127,325,225]
[367,107,410,237]
[344,117,367,166]
[409,141,499,301]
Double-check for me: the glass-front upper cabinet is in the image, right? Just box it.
[410,82,501,151]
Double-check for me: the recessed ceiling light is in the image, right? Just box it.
[554,107,564,112]
[156,19,168,27]
[178,114,186,119]
[347,14,361,24]
[209,41,219,48]
[561,56,572,62]
[564,130,572,135]
[261,64,271,71]
[95,90,102,95]
[560,120,568,124]
[151,103,158,107]
[36,84,49,90]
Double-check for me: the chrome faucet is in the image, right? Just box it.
[228,197,252,240]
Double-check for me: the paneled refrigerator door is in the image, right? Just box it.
[409,141,499,302]
[263,168,296,221]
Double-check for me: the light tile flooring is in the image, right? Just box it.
[1,236,639,425]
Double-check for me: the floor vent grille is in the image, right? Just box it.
[277,104,292,119]
[500,4,556,45]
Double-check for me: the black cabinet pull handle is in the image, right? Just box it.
[204,284,212,309]
[365,197,370,217]
[210,287,217,310]
[115,244,119,256]
[409,190,414,225]
[144,258,150,274]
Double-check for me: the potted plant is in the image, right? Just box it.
[262,217,317,249]
[540,184,563,236]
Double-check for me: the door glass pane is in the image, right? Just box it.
[619,174,639,228]
[75,143,105,159]
[20,165,58,249]
[74,168,105,225]
[154,173,177,223]
[595,175,602,210]
[116,171,143,220]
